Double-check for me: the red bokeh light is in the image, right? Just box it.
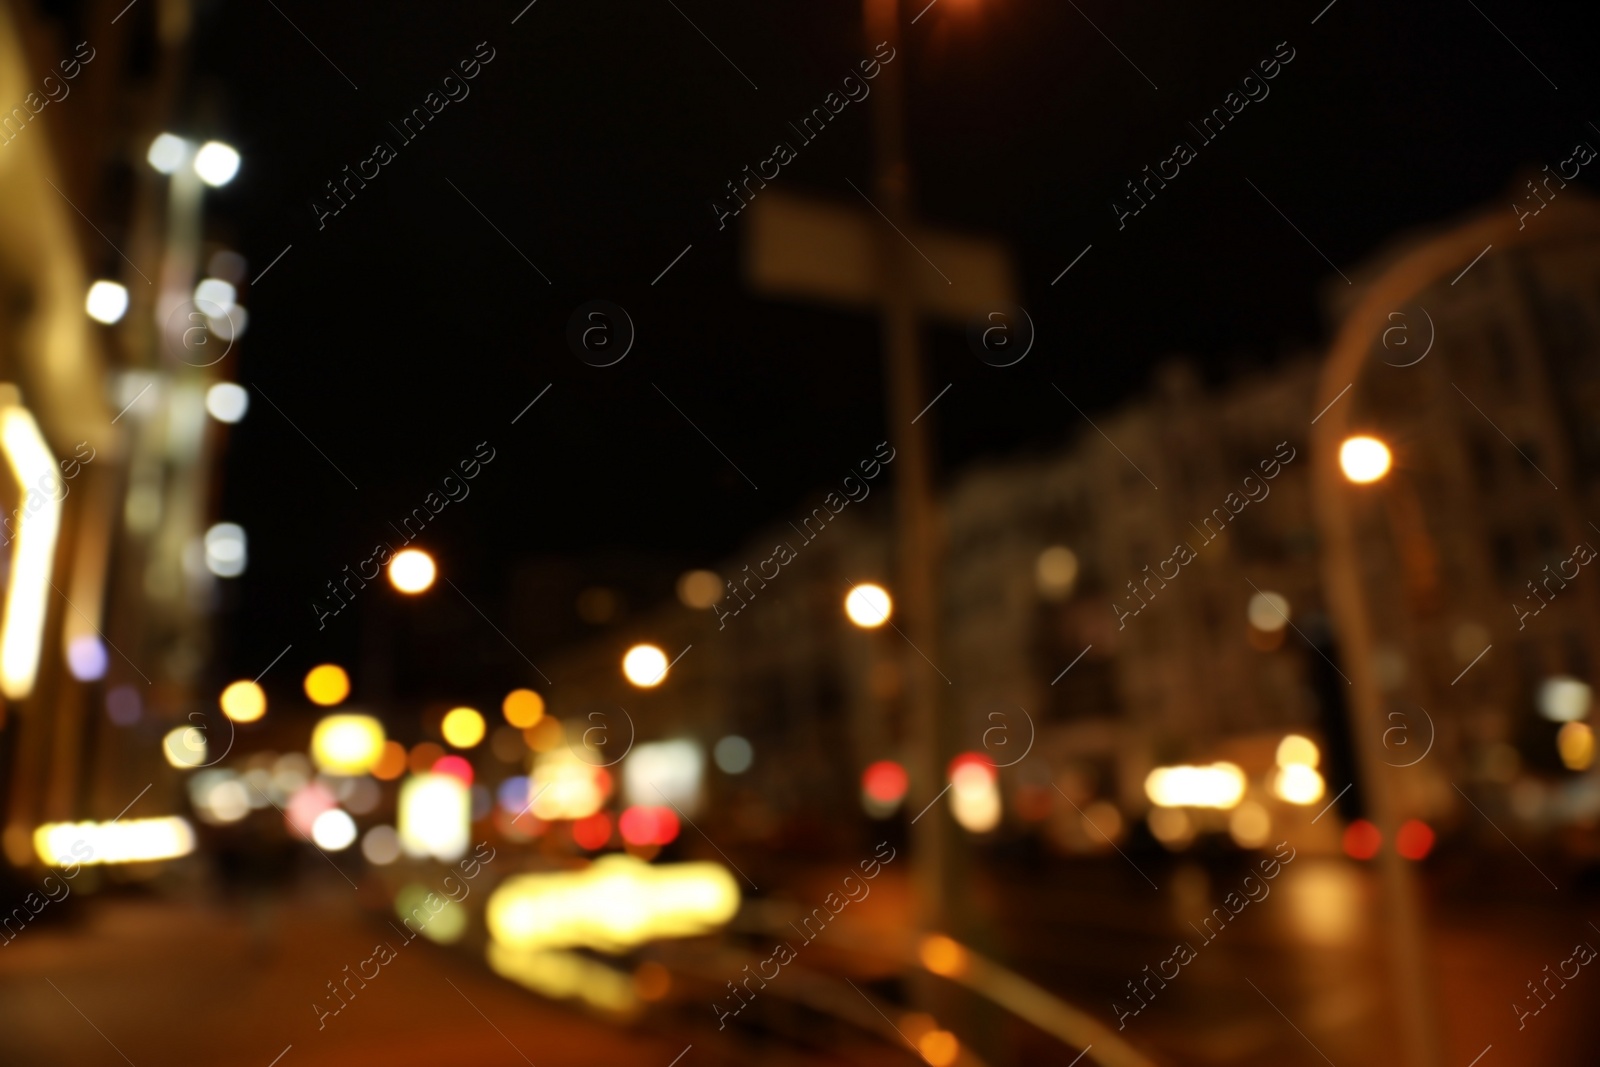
[1396,818,1435,860]
[431,754,473,785]
[862,760,909,804]
[571,812,612,851]
[1342,818,1382,860]
[618,805,680,846]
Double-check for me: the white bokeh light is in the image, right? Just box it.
[146,133,188,174]
[205,383,249,423]
[204,522,247,578]
[85,281,129,325]
[311,808,358,851]
[194,141,241,187]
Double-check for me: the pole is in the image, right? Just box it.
[1307,200,1600,1064]
[864,0,952,939]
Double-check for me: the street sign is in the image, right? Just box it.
[743,189,1017,323]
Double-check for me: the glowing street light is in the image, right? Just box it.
[844,583,892,628]
[388,548,436,594]
[623,643,669,687]
[1339,435,1392,484]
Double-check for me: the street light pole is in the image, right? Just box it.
[1310,199,1600,1066]
[863,0,953,939]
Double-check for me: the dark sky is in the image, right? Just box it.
[181,0,1597,683]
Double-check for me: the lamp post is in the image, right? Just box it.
[1309,197,1600,1067]
[862,0,956,953]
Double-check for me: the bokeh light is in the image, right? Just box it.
[432,754,474,786]
[303,664,350,706]
[1396,819,1436,860]
[1275,734,1320,768]
[572,812,612,851]
[502,688,545,728]
[362,825,401,865]
[1228,800,1272,847]
[1273,762,1326,805]
[205,382,249,423]
[85,280,129,325]
[65,635,107,681]
[408,741,445,774]
[399,773,470,861]
[622,643,669,687]
[919,934,969,978]
[676,569,723,608]
[844,583,892,628]
[310,714,385,775]
[918,1030,959,1067]
[1145,763,1246,809]
[1343,819,1382,860]
[713,735,753,774]
[162,725,208,768]
[219,679,266,723]
[106,685,142,726]
[1558,721,1595,771]
[310,809,357,851]
[1248,591,1291,632]
[441,706,486,749]
[1539,676,1592,723]
[1339,435,1392,483]
[388,548,436,594]
[1035,545,1078,600]
[372,740,408,780]
[194,140,241,186]
[203,523,247,578]
[618,805,680,847]
[146,132,187,174]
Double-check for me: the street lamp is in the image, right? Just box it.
[622,643,669,687]
[388,548,436,594]
[845,583,893,628]
[1339,435,1392,484]
[1306,200,1600,1067]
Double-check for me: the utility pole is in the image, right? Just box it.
[863,0,954,949]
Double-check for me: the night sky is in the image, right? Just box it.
[181,0,1599,684]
